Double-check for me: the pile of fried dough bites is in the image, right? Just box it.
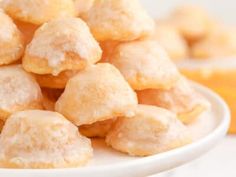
[154,5,236,60]
[0,0,210,169]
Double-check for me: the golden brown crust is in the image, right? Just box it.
[99,40,120,63]
[35,70,79,89]
[80,119,116,138]
[0,120,4,132]
[14,20,39,44]
[41,88,64,111]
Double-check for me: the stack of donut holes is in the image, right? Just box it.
[0,0,210,169]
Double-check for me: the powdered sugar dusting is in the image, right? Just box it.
[1,0,75,24]
[27,17,101,70]
[0,10,17,41]
[0,65,41,111]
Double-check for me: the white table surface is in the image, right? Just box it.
[152,136,236,177]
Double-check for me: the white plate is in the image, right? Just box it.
[0,83,230,177]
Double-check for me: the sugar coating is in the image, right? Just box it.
[0,110,93,168]
[0,10,24,65]
[0,65,43,121]
[23,17,102,75]
[1,0,76,25]
[81,0,155,41]
[106,105,191,156]
[109,40,181,90]
[137,76,211,124]
[0,10,15,41]
[55,63,138,126]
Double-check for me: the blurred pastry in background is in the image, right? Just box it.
[0,65,43,121]
[1,0,76,25]
[152,21,189,61]
[163,5,236,133]
[191,26,236,59]
[137,76,210,124]
[22,17,102,76]
[55,63,138,126]
[0,110,92,168]
[167,5,214,44]
[81,0,155,41]
[80,119,116,138]
[0,10,24,65]
[106,105,191,156]
[109,40,181,90]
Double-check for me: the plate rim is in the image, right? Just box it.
[0,82,231,174]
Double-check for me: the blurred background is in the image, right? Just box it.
[141,0,235,24]
[139,1,236,177]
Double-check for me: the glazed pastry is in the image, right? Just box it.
[0,65,43,121]
[55,63,138,126]
[81,0,155,41]
[106,105,191,156]
[191,26,236,59]
[0,110,92,168]
[0,10,24,65]
[153,22,189,61]
[80,119,116,138]
[109,40,180,90]
[23,17,102,76]
[41,88,64,111]
[169,5,213,44]
[137,76,210,124]
[35,70,79,89]
[1,0,76,25]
